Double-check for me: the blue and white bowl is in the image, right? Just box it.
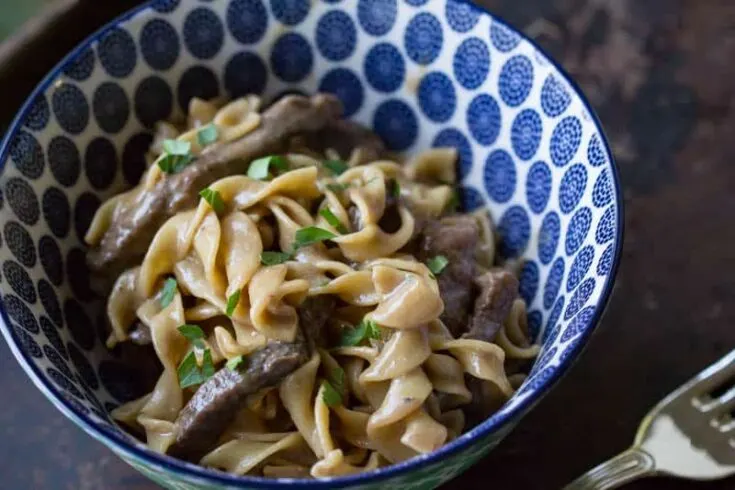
[0,0,623,488]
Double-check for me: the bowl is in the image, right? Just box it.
[0,0,623,488]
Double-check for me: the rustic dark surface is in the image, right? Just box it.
[1,0,735,489]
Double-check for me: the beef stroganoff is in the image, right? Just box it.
[85,93,540,478]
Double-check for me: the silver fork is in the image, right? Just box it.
[564,349,735,489]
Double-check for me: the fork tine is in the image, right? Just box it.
[697,385,735,413]
[680,349,735,397]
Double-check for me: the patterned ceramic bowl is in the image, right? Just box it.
[0,0,623,488]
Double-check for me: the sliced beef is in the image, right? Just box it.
[113,342,163,398]
[299,295,336,348]
[170,342,308,461]
[464,270,519,342]
[88,94,344,278]
[417,216,479,336]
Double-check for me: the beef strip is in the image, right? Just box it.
[88,94,344,278]
[417,216,479,336]
[464,270,519,342]
[169,296,335,460]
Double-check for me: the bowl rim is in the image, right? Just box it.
[0,0,625,486]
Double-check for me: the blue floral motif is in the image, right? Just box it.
[483,149,516,203]
[433,128,472,180]
[511,109,542,160]
[526,161,552,214]
[418,72,456,122]
[453,37,490,90]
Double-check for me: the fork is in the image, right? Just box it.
[564,349,735,489]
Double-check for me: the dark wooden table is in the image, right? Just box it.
[1,0,734,488]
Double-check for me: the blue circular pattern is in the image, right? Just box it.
[25,95,50,131]
[405,13,443,65]
[432,128,472,180]
[69,342,99,387]
[316,10,357,62]
[538,211,560,265]
[418,72,456,123]
[460,185,484,211]
[483,149,516,203]
[559,163,587,214]
[358,0,397,36]
[122,132,153,186]
[526,161,551,214]
[527,310,542,342]
[134,76,173,129]
[52,84,89,135]
[66,249,93,302]
[453,37,489,90]
[519,261,539,305]
[97,28,137,78]
[6,178,39,226]
[45,344,74,380]
[4,261,36,303]
[530,345,557,376]
[227,0,268,44]
[543,295,565,343]
[140,19,180,71]
[565,207,592,255]
[567,245,594,292]
[596,205,616,245]
[445,0,479,33]
[224,52,267,97]
[63,47,95,81]
[498,205,530,258]
[184,7,224,60]
[597,244,614,276]
[42,189,70,239]
[490,21,520,52]
[364,43,404,93]
[39,235,64,285]
[511,109,542,160]
[38,280,62,327]
[543,257,565,309]
[41,316,66,357]
[271,0,309,26]
[467,94,501,145]
[5,294,38,332]
[561,306,595,343]
[10,131,44,180]
[592,169,613,208]
[319,68,364,118]
[499,55,533,107]
[48,136,81,187]
[373,99,417,151]
[64,298,95,350]
[541,75,571,117]
[564,278,595,321]
[177,65,219,111]
[551,116,583,167]
[15,327,42,358]
[48,368,84,400]
[270,33,313,83]
[5,222,35,267]
[588,134,607,167]
[151,0,180,12]
[93,82,130,134]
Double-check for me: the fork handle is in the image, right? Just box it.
[562,447,656,490]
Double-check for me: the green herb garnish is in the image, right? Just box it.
[199,187,225,214]
[340,319,382,347]
[226,355,244,371]
[326,182,351,193]
[330,366,345,394]
[226,290,241,317]
[158,139,194,174]
[322,380,342,407]
[319,208,348,234]
[426,255,449,275]
[197,123,218,147]
[293,226,337,248]
[247,155,288,180]
[260,251,292,265]
[323,159,349,176]
[160,278,178,308]
[178,349,215,389]
[177,324,205,348]
[446,188,460,213]
[388,179,401,198]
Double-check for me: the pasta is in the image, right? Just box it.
[87,93,539,478]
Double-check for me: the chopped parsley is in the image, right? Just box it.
[178,349,215,389]
[446,188,460,213]
[260,251,292,266]
[388,179,401,198]
[225,290,241,317]
[226,355,244,371]
[160,278,178,308]
[426,255,449,276]
[340,319,382,347]
[319,208,348,234]
[177,324,205,348]
[321,367,346,407]
[323,159,349,176]
[247,155,288,180]
[293,226,337,248]
[158,139,194,174]
[197,123,218,147]
[326,182,351,193]
[199,187,225,214]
